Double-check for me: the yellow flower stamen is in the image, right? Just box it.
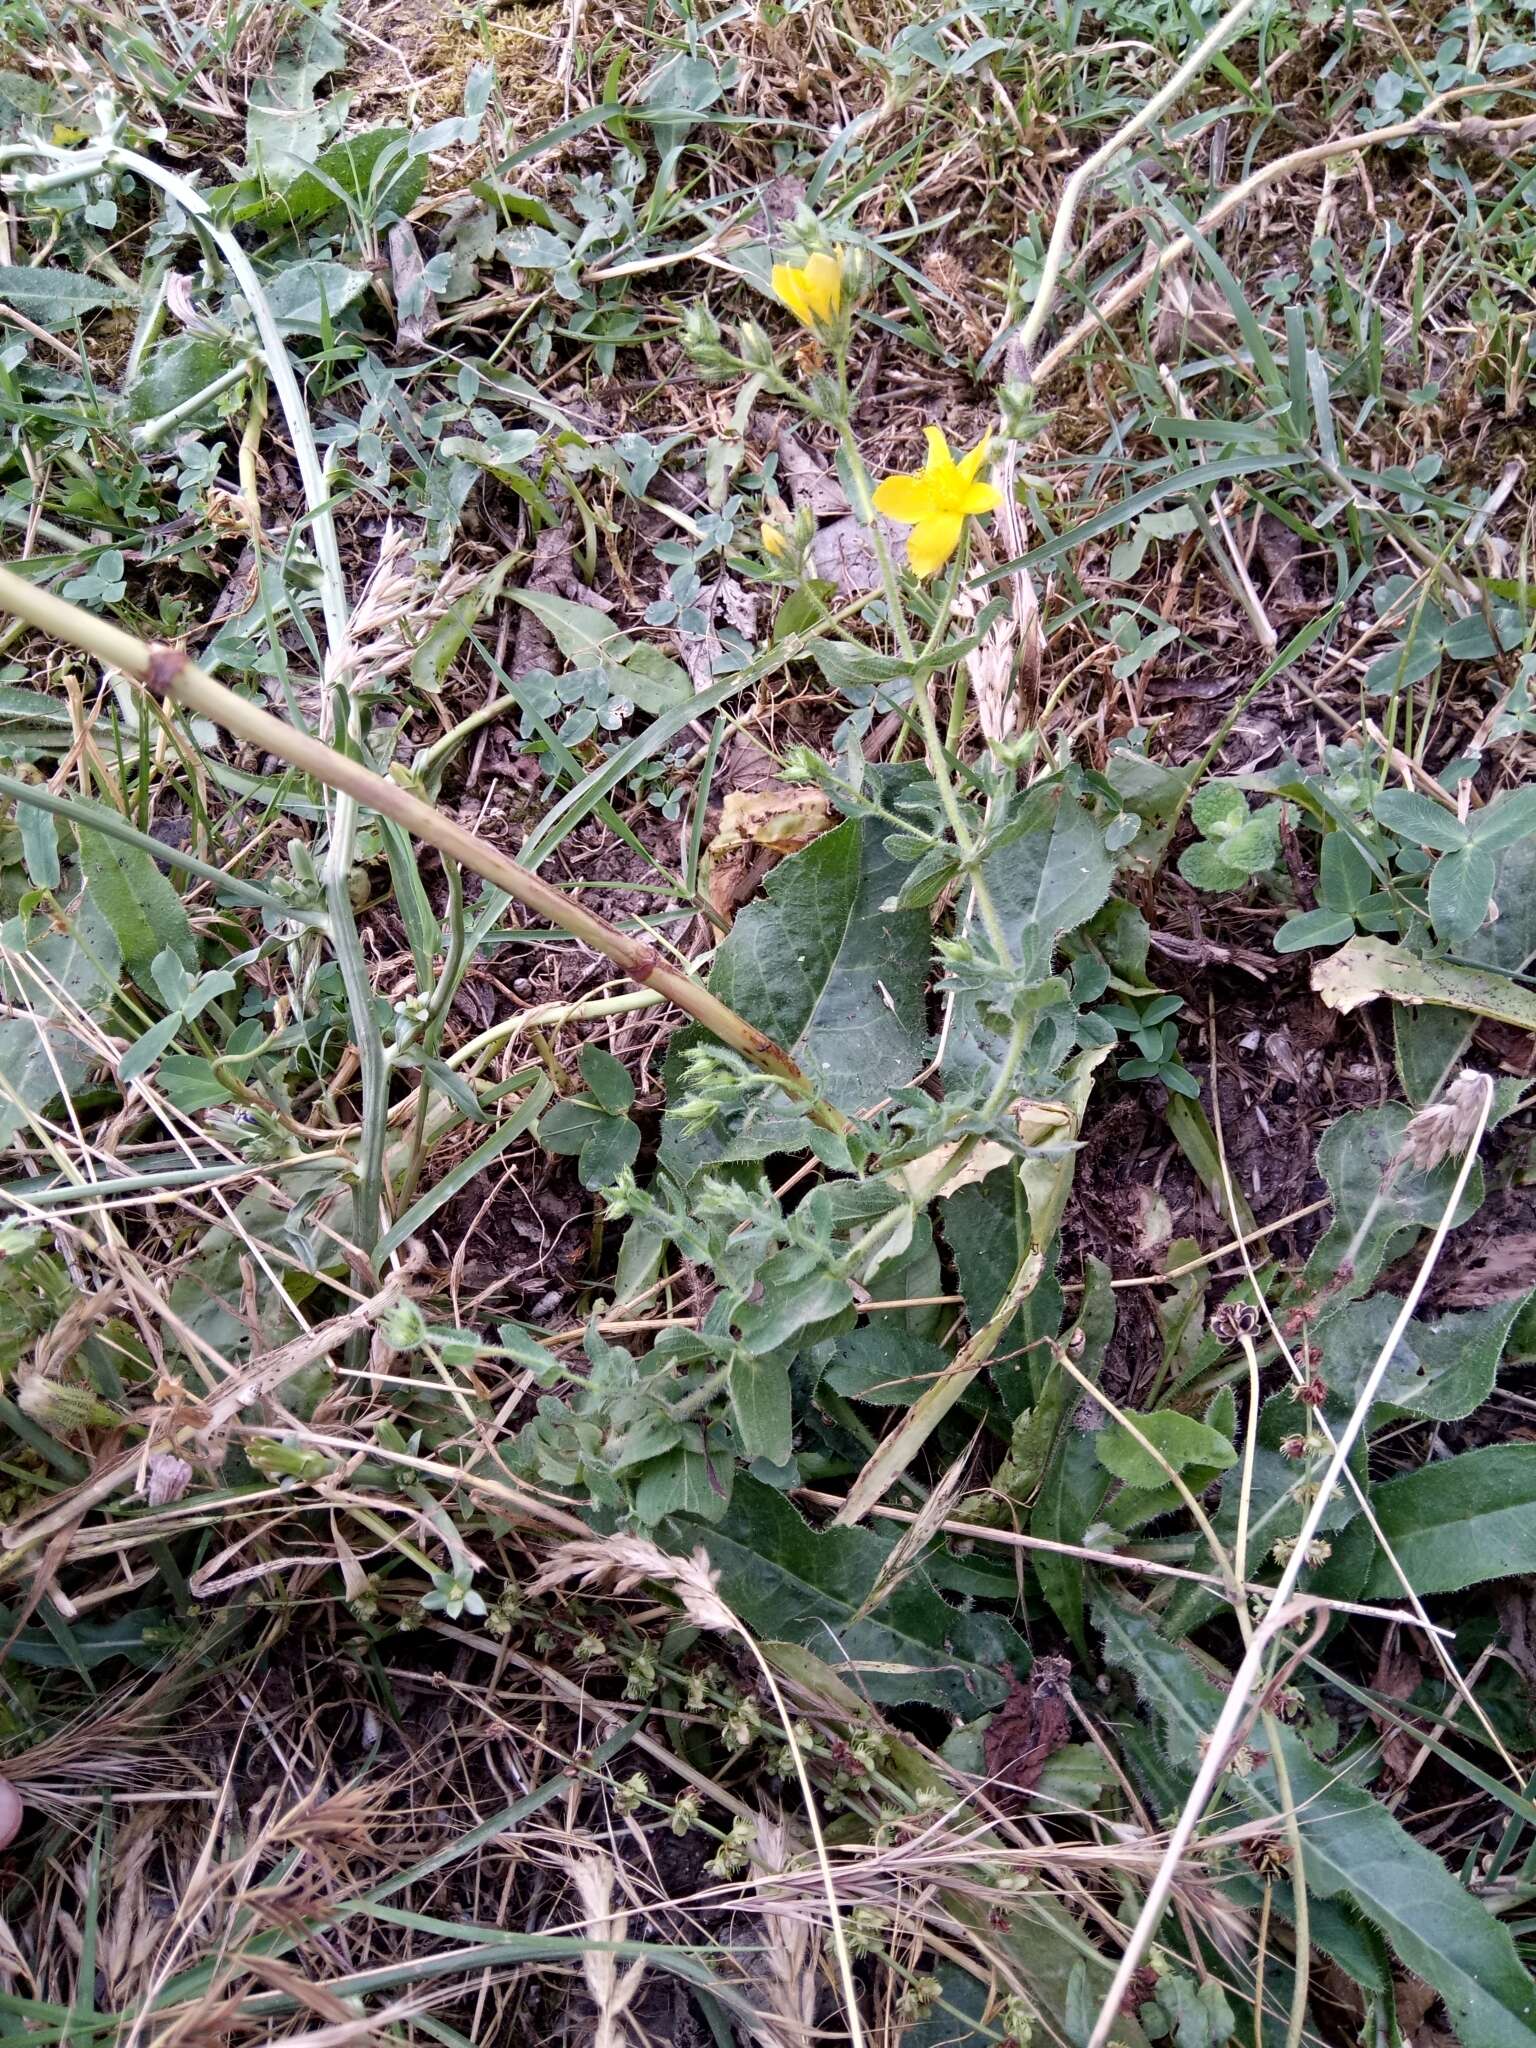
[871,426,1002,577]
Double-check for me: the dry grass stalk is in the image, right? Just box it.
[566,1852,647,2048]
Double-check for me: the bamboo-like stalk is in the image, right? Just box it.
[0,563,840,1126]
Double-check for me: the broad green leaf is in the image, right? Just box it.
[1095,1408,1236,1491]
[942,1172,1061,1420]
[661,810,928,1172]
[579,1045,634,1115]
[728,1351,791,1466]
[1189,781,1249,839]
[1304,1103,1483,1298]
[1178,840,1247,892]
[1030,1258,1116,1654]
[244,3,346,178]
[1346,1445,1536,1596]
[1098,1599,1536,2048]
[1429,843,1495,945]
[1396,834,1536,1102]
[118,1012,182,1082]
[1373,789,1469,853]
[219,128,428,227]
[264,259,372,333]
[979,785,1116,981]
[76,828,196,990]
[634,1442,731,1524]
[0,900,120,1143]
[125,335,238,423]
[539,1096,609,1157]
[0,265,133,324]
[945,785,1115,1094]
[680,1475,1026,1717]
[1274,908,1355,953]
[1318,1292,1529,1424]
[1469,786,1536,853]
[509,588,691,713]
[822,1325,949,1406]
[576,1113,638,1189]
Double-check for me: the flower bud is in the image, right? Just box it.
[735,317,777,374]
[17,1377,115,1434]
[245,1436,335,1483]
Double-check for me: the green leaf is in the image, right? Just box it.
[942,1171,1060,1421]
[728,1351,792,1466]
[119,1012,182,1081]
[1373,789,1469,853]
[220,128,428,227]
[983,785,1116,980]
[635,1442,732,1525]
[509,588,691,713]
[264,259,372,333]
[1346,1445,1536,1596]
[682,1476,1026,1717]
[1030,1259,1116,1654]
[76,828,197,991]
[823,1324,949,1406]
[0,265,133,325]
[1429,842,1495,945]
[1304,1103,1483,1298]
[1219,805,1281,876]
[1095,1408,1237,1491]
[1098,1599,1536,2048]
[124,335,238,423]
[579,1045,634,1115]
[244,3,346,178]
[1320,828,1375,911]
[1275,908,1356,953]
[1396,833,1536,1102]
[0,901,120,1143]
[1468,786,1536,853]
[578,1113,639,1190]
[1189,780,1249,838]
[1318,1292,1529,1424]
[662,807,929,1171]
[1178,841,1248,892]
[540,1096,608,1157]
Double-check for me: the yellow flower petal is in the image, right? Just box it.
[801,250,842,322]
[921,424,954,474]
[772,263,813,327]
[907,512,964,577]
[960,479,1003,516]
[956,432,994,484]
[871,474,933,523]
[761,520,790,558]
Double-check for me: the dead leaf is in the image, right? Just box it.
[776,427,848,517]
[1496,1584,1536,1689]
[1369,1628,1425,1785]
[389,223,436,350]
[894,1098,1075,1208]
[1312,937,1536,1033]
[677,575,759,692]
[704,786,836,924]
[984,1656,1073,1797]
[1434,1229,1536,1309]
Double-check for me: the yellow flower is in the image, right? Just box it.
[872,427,1002,577]
[771,250,843,333]
[761,520,791,559]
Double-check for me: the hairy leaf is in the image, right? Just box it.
[75,830,196,992]
[681,1475,1025,1717]
[1344,1445,1536,1597]
[1098,1600,1536,2048]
